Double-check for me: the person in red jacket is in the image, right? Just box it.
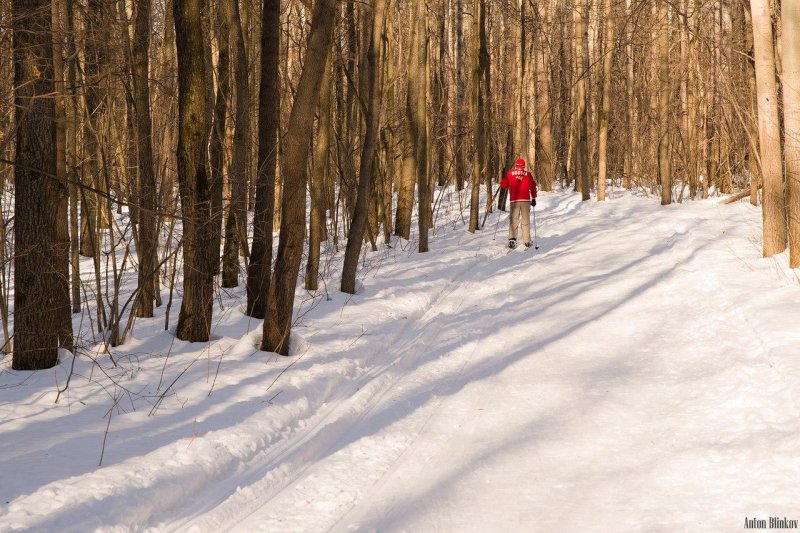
[500,158,537,249]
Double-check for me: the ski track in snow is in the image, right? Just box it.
[1,188,800,532]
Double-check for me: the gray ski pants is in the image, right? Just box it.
[508,201,531,243]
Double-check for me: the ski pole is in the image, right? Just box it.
[481,187,502,229]
[532,203,539,249]
[493,206,502,240]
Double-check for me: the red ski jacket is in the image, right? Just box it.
[500,169,537,202]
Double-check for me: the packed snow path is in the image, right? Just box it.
[168,192,800,531]
[2,190,799,531]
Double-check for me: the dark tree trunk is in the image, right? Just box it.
[246,0,280,318]
[209,0,230,277]
[306,52,333,291]
[80,0,109,257]
[262,0,337,355]
[133,0,158,317]
[221,0,251,288]
[413,0,430,251]
[174,0,214,342]
[12,0,72,370]
[342,0,387,294]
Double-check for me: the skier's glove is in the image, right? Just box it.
[530,198,536,207]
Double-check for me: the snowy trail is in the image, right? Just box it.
[3,189,800,532]
[169,192,800,531]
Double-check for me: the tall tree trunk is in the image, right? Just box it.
[468,0,484,233]
[262,0,336,355]
[394,4,414,240]
[597,0,614,201]
[742,1,759,206]
[306,52,333,291]
[174,0,214,341]
[623,0,635,190]
[686,0,699,200]
[750,0,787,256]
[782,0,800,267]
[221,0,252,288]
[575,0,590,200]
[65,0,81,313]
[433,1,447,187]
[658,0,672,205]
[247,0,280,318]
[454,0,466,190]
[413,0,430,251]
[534,2,554,193]
[209,0,230,278]
[342,0,387,293]
[80,0,110,257]
[133,0,158,317]
[514,0,526,157]
[51,0,72,347]
[12,0,72,369]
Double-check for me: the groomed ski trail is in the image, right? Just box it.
[167,191,800,532]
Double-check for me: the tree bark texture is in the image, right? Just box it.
[221,0,251,288]
[658,0,672,205]
[306,52,333,291]
[12,0,72,370]
[262,0,336,355]
[597,0,614,202]
[174,0,215,342]
[133,0,158,317]
[247,0,280,318]
[751,0,787,256]
[782,0,800,267]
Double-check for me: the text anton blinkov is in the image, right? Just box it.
[744,517,799,529]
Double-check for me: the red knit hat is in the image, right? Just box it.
[515,158,526,169]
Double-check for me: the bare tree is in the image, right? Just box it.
[342,0,388,294]
[658,0,672,205]
[575,0,590,200]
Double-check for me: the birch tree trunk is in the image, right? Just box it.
[751,0,787,256]
[782,0,800,267]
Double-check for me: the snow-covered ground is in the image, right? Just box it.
[2,188,799,532]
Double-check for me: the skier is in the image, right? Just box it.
[499,157,537,249]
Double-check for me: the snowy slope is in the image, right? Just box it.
[1,188,799,532]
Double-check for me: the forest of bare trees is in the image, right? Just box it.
[2,0,798,369]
